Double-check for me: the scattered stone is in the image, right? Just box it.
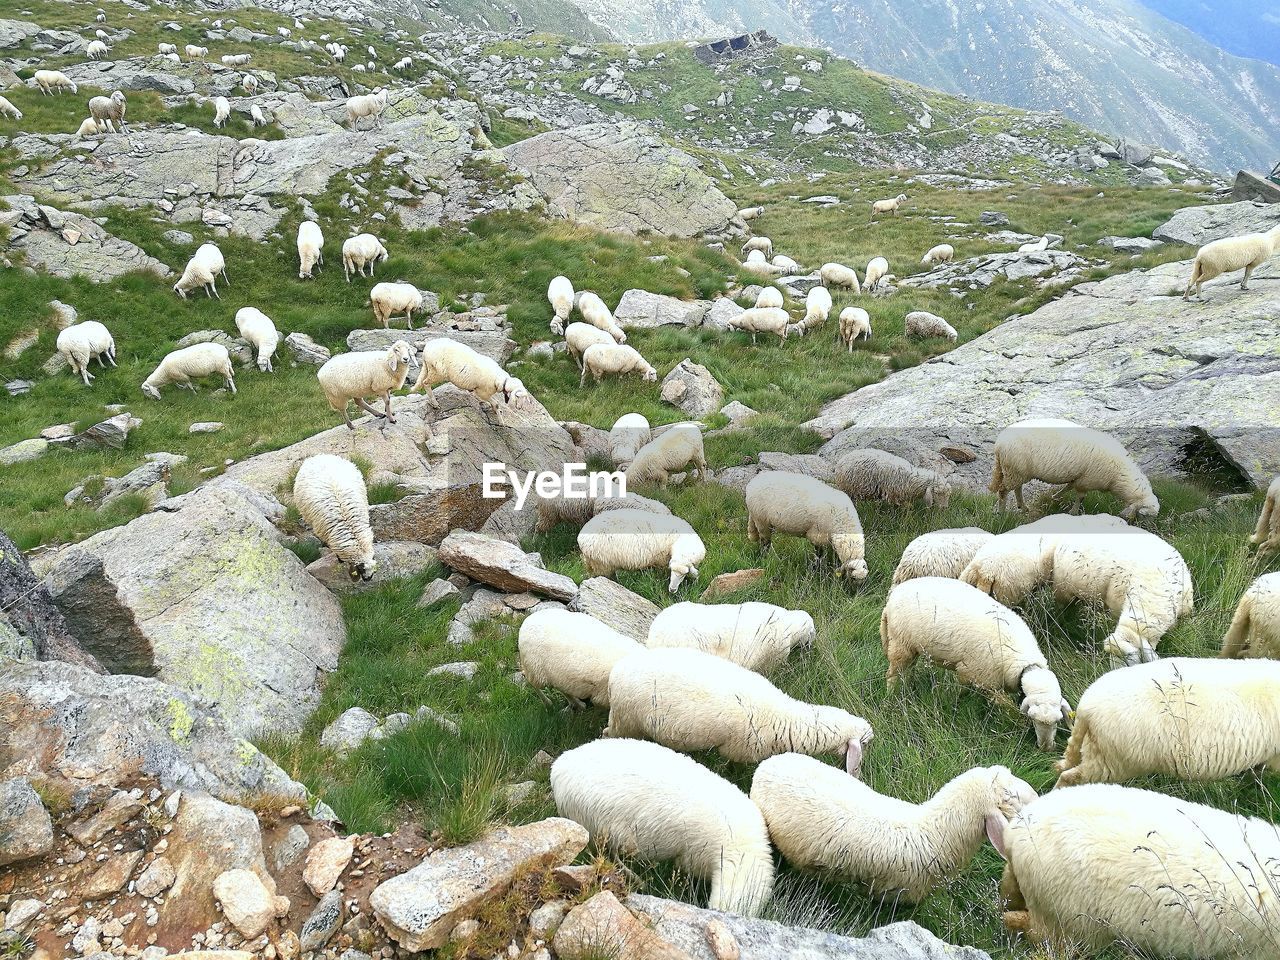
[3,898,43,934]
[163,229,195,245]
[66,790,144,845]
[284,331,331,365]
[570,577,660,641]
[0,438,48,466]
[979,211,1009,226]
[418,578,462,607]
[1098,236,1164,253]
[57,412,141,451]
[718,401,758,428]
[757,451,833,481]
[135,856,176,898]
[319,707,381,754]
[271,824,311,874]
[82,849,145,900]
[428,661,479,680]
[529,900,570,939]
[300,888,344,952]
[0,778,54,867]
[700,569,766,600]
[556,891,692,960]
[213,868,284,939]
[614,289,708,329]
[437,530,577,601]
[190,421,225,434]
[661,359,723,417]
[303,835,355,897]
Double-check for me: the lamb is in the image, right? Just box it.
[342,234,388,281]
[563,322,615,370]
[771,254,801,274]
[819,261,861,293]
[316,340,413,429]
[411,337,527,414]
[625,423,707,487]
[579,343,657,387]
[297,220,324,279]
[141,343,236,399]
[990,417,1159,520]
[1184,225,1280,300]
[882,577,1071,750]
[184,45,208,59]
[1250,476,1280,554]
[576,291,626,343]
[1220,571,1280,658]
[242,74,258,94]
[87,91,127,131]
[369,282,426,330]
[551,739,774,917]
[745,471,868,582]
[212,96,230,127]
[742,236,774,259]
[921,243,955,265]
[0,96,22,120]
[221,53,252,67]
[173,243,228,299]
[863,256,889,293]
[33,70,77,95]
[753,755,1036,903]
[871,193,907,218]
[834,448,952,509]
[75,116,109,137]
[647,601,815,673]
[726,306,794,343]
[994,784,1280,957]
[56,320,116,385]
[801,285,832,332]
[606,648,874,769]
[250,105,267,127]
[234,307,279,373]
[345,88,388,129]
[754,286,784,309]
[157,43,177,55]
[86,39,109,59]
[838,306,871,350]
[546,275,574,335]
[1018,236,1049,254]
[517,609,642,707]
[608,412,650,468]
[292,454,376,582]
[904,310,957,341]
[579,509,705,592]
[892,527,994,585]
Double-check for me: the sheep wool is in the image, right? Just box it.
[579,343,657,387]
[742,236,774,259]
[838,307,871,350]
[606,648,873,769]
[234,307,279,372]
[33,70,77,94]
[342,234,388,281]
[518,609,642,706]
[293,454,376,582]
[0,95,23,119]
[726,306,794,343]
[892,527,994,585]
[921,243,955,265]
[754,286,784,309]
[297,220,324,279]
[576,291,626,343]
[802,286,832,331]
[753,754,1036,903]
[772,254,801,274]
[316,340,413,429]
[547,275,574,334]
[647,601,815,673]
[56,321,116,385]
[904,311,957,342]
[625,423,707,487]
[1249,475,1280,554]
[551,739,774,917]
[745,471,867,582]
[88,91,127,130]
[819,262,861,293]
[1184,225,1280,300]
[212,96,230,127]
[578,508,705,593]
[141,342,236,399]
[411,337,527,413]
[997,784,1280,957]
[863,256,889,293]
[871,194,907,218]
[608,412,651,468]
[1220,571,1280,659]
[834,448,952,509]
[345,88,388,128]
[369,282,426,330]
[563,322,614,370]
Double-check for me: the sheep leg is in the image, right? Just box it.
[353,397,386,420]
[1250,497,1274,546]
[1013,485,1026,511]
[381,391,396,424]
[339,405,355,430]
[405,309,414,331]
[1241,264,1254,291]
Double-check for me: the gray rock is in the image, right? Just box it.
[661,359,723,418]
[0,438,47,466]
[369,482,501,547]
[428,661,479,680]
[902,250,1088,289]
[1099,236,1165,253]
[66,452,187,512]
[613,289,708,329]
[719,401,759,427]
[703,297,745,331]
[162,230,195,245]
[176,329,254,366]
[569,577,659,642]
[0,778,54,867]
[1152,200,1280,247]
[0,195,171,282]
[307,541,438,592]
[417,578,461,607]
[284,332,331,365]
[0,529,100,669]
[320,707,381,754]
[300,889,344,951]
[757,452,833,481]
[270,823,311,874]
[438,531,577,601]
[55,412,141,451]
[1117,140,1154,166]
[980,211,1009,226]
[709,463,762,492]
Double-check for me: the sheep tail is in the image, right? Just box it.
[989,450,1004,494]
[1058,711,1088,774]
[1219,594,1251,658]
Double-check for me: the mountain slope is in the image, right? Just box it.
[1136,0,1280,67]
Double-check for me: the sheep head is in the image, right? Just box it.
[346,557,376,582]
[924,477,952,510]
[667,533,705,593]
[386,340,413,372]
[989,765,1038,820]
[1019,666,1071,751]
[827,713,873,777]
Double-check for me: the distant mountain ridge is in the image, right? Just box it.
[1135,0,1280,68]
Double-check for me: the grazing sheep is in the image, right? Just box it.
[234,307,279,373]
[871,194,907,218]
[184,45,208,59]
[772,254,801,274]
[1220,571,1280,659]
[882,577,1071,750]
[86,39,109,60]
[316,341,413,429]
[579,343,657,387]
[742,236,774,260]
[369,282,426,330]
[411,338,527,414]
[892,527,994,585]
[745,471,867,582]
[563,322,615,370]
[293,454,375,582]
[819,262,861,293]
[552,739,774,917]
[738,206,764,221]
[921,243,955,265]
[34,70,77,95]
[242,74,258,94]
[863,256,889,293]
[603,413,651,472]
[834,448,952,509]
[221,53,252,67]
[345,88,388,129]
[1184,225,1280,300]
[726,306,795,343]
[547,274,574,335]
[995,784,1280,957]
[1251,476,1280,554]
[95,29,107,40]
[0,96,21,120]
[607,648,874,769]
[96,11,105,22]
[351,64,366,74]
[157,43,177,55]
[579,508,705,593]
[647,601,815,673]
[801,285,832,332]
[535,489,669,534]
[576,291,626,343]
[625,423,707,487]
[754,755,1036,903]
[743,249,771,270]
[56,321,116,385]
[249,105,267,127]
[141,342,236,399]
[838,306,871,350]
[990,418,1159,520]
[87,90,127,131]
[212,96,230,127]
[173,243,228,299]
[518,609,641,707]
[342,234,388,281]
[905,311,957,341]
[754,286,784,309]
[297,220,324,279]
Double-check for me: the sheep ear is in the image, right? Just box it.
[985,812,1009,860]
[1018,697,1031,716]
[1061,700,1075,728]
[844,737,863,778]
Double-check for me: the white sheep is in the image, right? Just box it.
[771,254,801,274]
[1183,225,1280,300]
[754,286,783,309]
[1250,476,1280,554]
[293,454,375,582]
[834,448,952,509]
[95,11,105,22]
[882,577,1071,750]
[518,609,642,707]
[87,91,127,131]
[141,343,236,399]
[249,105,267,127]
[34,70,77,95]
[819,262,861,293]
[221,53,252,67]
[607,648,874,769]
[0,96,21,120]
[297,220,324,279]
[552,739,774,917]
[608,412,651,468]
[242,74,258,94]
[990,418,1159,520]
[579,509,704,593]
[743,249,771,270]
[753,755,1036,903]
[1220,571,1280,659]
[1018,236,1049,254]
[342,234,388,282]
[726,306,794,344]
[369,282,426,330]
[95,29,108,40]
[212,96,230,127]
[579,343,657,387]
[56,320,116,385]
[647,601,815,673]
[234,307,279,373]
[86,39,110,60]
[547,275,574,335]
[576,291,626,343]
[801,285,832,332]
[921,243,955,265]
[994,784,1280,957]
[345,88,388,129]
[838,306,871,350]
[75,117,109,137]
[625,423,707,487]
[871,193,907,218]
[863,256,889,293]
[411,337,527,415]
[316,340,413,429]
[157,43,177,55]
[742,236,774,259]
[904,311,957,342]
[892,527,995,585]
[173,243,228,300]
[184,45,208,59]
[745,471,868,582]
[738,206,764,221]
[563,322,614,370]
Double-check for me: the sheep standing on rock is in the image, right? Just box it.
[835,448,952,509]
[547,275,574,335]
[1220,571,1280,659]
[819,262,861,293]
[726,306,794,343]
[518,609,641,707]
[0,96,21,120]
[234,307,279,373]
[342,234,388,281]
[369,282,426,330]
[745,471,868,582]
[905,311,957,341]
[579,509,705,592]
[293,454,376,582]
[990,418,1158,520]
[838,307,870,350]
[801,286,832,332]
[579,343,657,387]
[56,321,116,385]
[753,755,1036,903]
[552,739,775,917]
[212,96,230,127]
[1250,476,1280,554]
[87,91,127,132]
[242,74,258,94]
[647,601,815,673]
[412,337,527,415]
[250,105,267,127]
[921,243,955,265]
[754,286,783,309]
[608,412,651,468]
[1183,224,1280,300]
[576,291,626,343]
[184,45,207,59]
[871,194,907,219]
[141,342,236,399]
[863,256,889,293]
[563,322,614,370]
[316,340,413,429]
[345,88,388,129]
[742,236,774,260]
[297,221,324,279]
[34,70,77,95]
[625,423,707,487]
[892,527,994,585]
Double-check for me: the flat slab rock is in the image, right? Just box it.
[437,530,577,601]
[1152,200,1280,246]
[569,576,659,641]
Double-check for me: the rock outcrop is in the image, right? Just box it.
[1,195,172,282]
[1153,200,1280,246]
[0,529,101,670]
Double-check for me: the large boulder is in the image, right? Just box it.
[1,195,172,282]
[0,528,101,670]
[437,531,577,600]
[661,359,724,418]
[900,249,1089,290]
[614,290,708,329]
[1152,200,1280,247]
[569,577,660,641]
[503,122,737,237]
